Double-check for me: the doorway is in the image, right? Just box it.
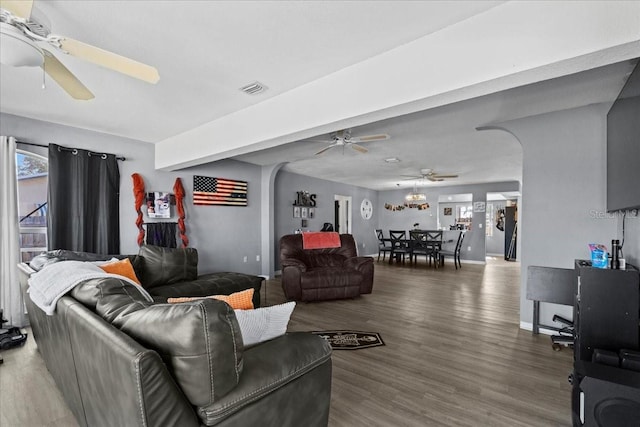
[334,195,352,234]
[485,192,519,259]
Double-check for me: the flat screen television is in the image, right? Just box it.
[607,60,640,212]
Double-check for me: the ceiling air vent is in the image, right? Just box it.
[240,81,267,95]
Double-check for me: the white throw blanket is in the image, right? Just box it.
[28,260,154,315]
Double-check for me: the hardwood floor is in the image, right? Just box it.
[0,258,573,426]
[281,258,573,427]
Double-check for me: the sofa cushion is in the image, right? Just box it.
[113,299,243,407]
[29,249,129,272]
[233,302,295,347]
[136,245,198,288]
[306,253,346,269]
[98,258,142,285]
[301,268,363,289]
[167,288,254,310]
[150,272,263,308]
[71,277,243,407]
[70,276,153,322]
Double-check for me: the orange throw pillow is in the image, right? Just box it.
[168,288,254,310]
[99,258,142,285]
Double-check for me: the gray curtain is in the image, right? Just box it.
[1,136,26,326]
[47,144,120,254]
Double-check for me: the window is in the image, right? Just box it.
[16,150,48,262]
[486,203,494,237]
[456,204,472,230]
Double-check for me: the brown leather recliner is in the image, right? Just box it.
[279,234,374,302]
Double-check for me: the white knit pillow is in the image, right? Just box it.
[234,302,296,347]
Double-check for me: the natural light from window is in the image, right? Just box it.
[16,150,48,262]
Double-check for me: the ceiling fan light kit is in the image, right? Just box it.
[0,0,160,99]
[0,22,42,67]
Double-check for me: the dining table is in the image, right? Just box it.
[382,230,453,266]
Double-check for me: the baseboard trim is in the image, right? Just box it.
[519,321,556,336]
[459,259,486,265]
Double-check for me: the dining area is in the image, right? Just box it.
[375,228,465,269]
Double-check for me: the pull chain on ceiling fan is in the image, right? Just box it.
[0,0,160,100]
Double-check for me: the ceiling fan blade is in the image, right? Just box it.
[41,49,94,100]
[350,134,390,143]
[57,37,160,84]
[350,143,368,154]
[432,174,459,179]
[305,139,333,144]
[315,145,335,155]
[1,0,33,19]
[427,176,443,182]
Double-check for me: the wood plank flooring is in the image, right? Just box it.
[0,258,573,426]
[280,258,573,427]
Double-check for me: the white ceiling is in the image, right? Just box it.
[235,60,636,190]
[1,1,639,191]
[0,0,502,142]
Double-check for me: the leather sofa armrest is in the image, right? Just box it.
[281,259,307,301]
[344,256,374,295]
[343,256,373,271]
[197,333,332,426]
[281,258,307,272]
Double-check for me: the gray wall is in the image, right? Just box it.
[2,113,263,275]
[619,212,640,267]
[494,104,620,328]
[274,170,379,270]
[377,181,519,262]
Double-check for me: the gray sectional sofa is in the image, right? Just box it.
[18,245,332,427]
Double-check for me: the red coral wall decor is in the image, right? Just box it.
[131,173,146,246]
[173,177,189,247]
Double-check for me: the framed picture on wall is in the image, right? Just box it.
[473,201,486,213]
[308,208,315,219]
[444,207,452,216]
[301,207,308,218]
[293,206,301,218]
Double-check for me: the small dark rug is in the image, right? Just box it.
[311,330,385,350]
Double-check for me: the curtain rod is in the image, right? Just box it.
[16,140,126,161]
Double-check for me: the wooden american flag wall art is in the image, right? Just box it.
[193,175,248,206]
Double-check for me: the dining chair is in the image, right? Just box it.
[409,230,429,264]
[439,231,465,269]
[425,230,443,267]
[389,230,411,264]
[375,229,392,261]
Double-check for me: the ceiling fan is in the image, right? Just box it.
[403,168,459,182]
[0,0,159,100]
[310,129,390,155]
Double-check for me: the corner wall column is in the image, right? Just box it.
[261,163,286,279]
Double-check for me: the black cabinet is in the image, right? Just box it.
[572,261,640,426]
[574,261,639,362]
